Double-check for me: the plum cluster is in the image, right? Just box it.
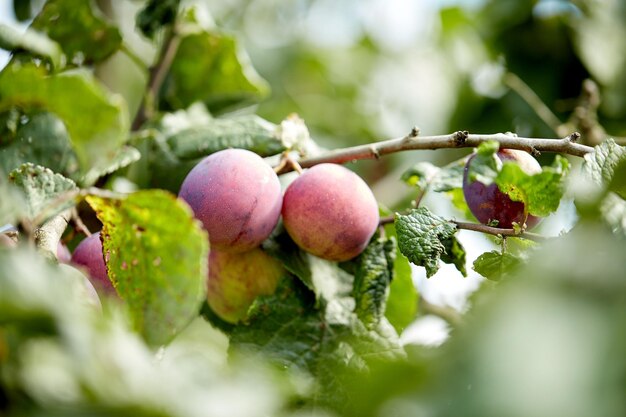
[179,149,380,323]
[64,149,379,322]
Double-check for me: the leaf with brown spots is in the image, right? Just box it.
[87,190,208,346]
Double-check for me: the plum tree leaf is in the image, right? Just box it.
[163,31,269,112]
[31,0,122,64]
[230,278,404,403]
[466,140,500,185]
[496,155,569,217]
[473,250,522,281]
[136,0,180,39]
[402,158,465,193]
[0,23,62,69]
[353,237,395,329]
[166,115,286,160]
[583,139,626,197]
[262,226,314,291]
[86,190,208,346]
[441,235,467,276]
[0,174,25,226]
[0,111,79,179]
[8,163,77,222]
[81,146,141,186]
[384,249,417,334]
[0,64,129,182]
[395,208,465,278]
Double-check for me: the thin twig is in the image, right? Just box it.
[35,209,72,260]
[419,296,464,327]
[504,72,567,136]
[131,29,181,131]
[452,221,546,242]
[275,131,590,174]
[379,215,546,241]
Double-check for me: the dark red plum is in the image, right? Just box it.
[463,149,542,229]
[70,232,115,294]
[179,149,282,253]
[282,163,379,262]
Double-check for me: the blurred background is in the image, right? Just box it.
[1,0,624,344]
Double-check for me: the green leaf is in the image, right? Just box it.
[0,23,62,69]
[163,31,270,112]
[166,115,286,160]
[136,0,180,39]
[0,64,129,180]
[496,155,569,217]
[600,192,626,237]
[262,225,313,291]
[230,278,404,380]
[353,237,395,329]
[384,250,417,334]
[395,207,462,278]
[441,235,467,276]
[402,158,466,193]
[583,139,626,194]
[609,159,626,200]
[473,250,522,281]
[31,0,122,64]
[8,163,77,222]
[13,0,33,22]
[86,190,208,346]
[467,140,500,185]
[0,110,79,179]
[81,145,141,186]
[0,174,26,226]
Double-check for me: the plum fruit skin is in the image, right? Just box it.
[57,242,72,263]
[70,232,115,294]
[179,149,282,253]
[207,248,285,324]
[282,163,380,262]
[463,149,542,229]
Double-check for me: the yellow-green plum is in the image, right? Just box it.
[282,163,379,262]
[179,149,282,253]
[463,148,542,229]
[70,232,115,295]
[207,247,285,323]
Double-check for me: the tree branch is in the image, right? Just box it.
[131,29,181,131]
[275,130,591,174]
[379,215,546,241]
[35,209,71,260]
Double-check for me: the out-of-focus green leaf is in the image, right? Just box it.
[609,159,626,200]
[496,155,569,217]
[0,110,79,179]
[8,163,76,222]
[0,64,129,181]
[87,190,208,346]
[81,145,141,186]
[600,193,626,237]
[353,237,395,329]
[163,31,269,112]
[402,158,466,194]
[166,115,286,160]
[136,0,180,39]
[0,23,62,69]
[0,173,25,226]
[13,0,33,22]
[473,250,522,281]
[583,139,626,191]
[31,0,122,64]
[395,208,462,278]
[466,140,500,185]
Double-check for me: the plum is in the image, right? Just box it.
[282,163,379,262]
[70,232,115,294]
[179,149,282,253]
[463,148,542,229]
[207,247,285,323]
